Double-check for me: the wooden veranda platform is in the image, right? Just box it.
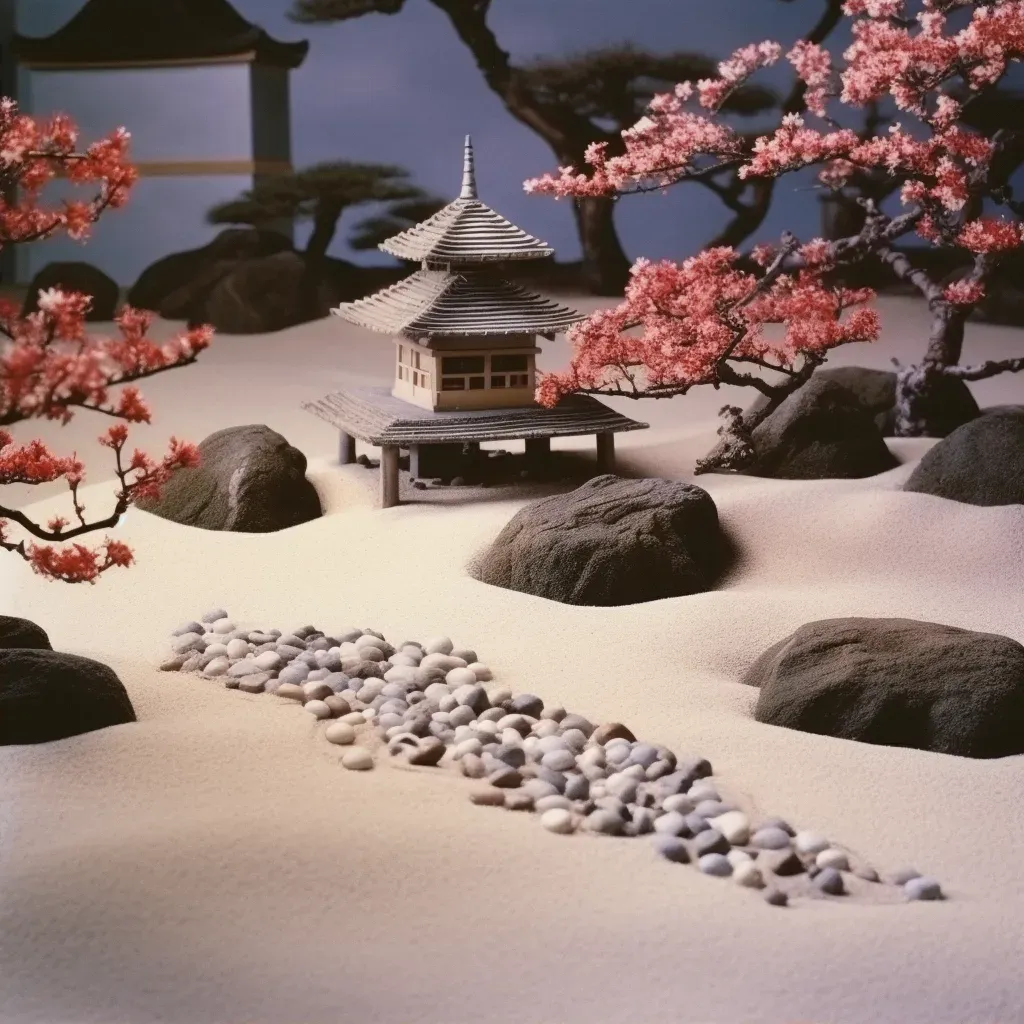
[302,386,649,507]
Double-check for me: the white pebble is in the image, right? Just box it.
[733,862,765,888]
[203,643,229,658]
[226,638,250,659]
[726,849,752,867]
[325,722,356,744]
[254,651,282,670]
[341,748,374,770]
[201,657,230,677]
[470,663,494,682]
[816,848,850,871]
[488,686,512,704]
[662,794,696,815]
[211,618,235,634]
[540,809,575,834]
[339,713,365,726]
[446,667,478,687]
[304,700,332,720]
[709,810,751,846]
[795,831,830,856]
[424,636,454,655]
[453,738,483,760]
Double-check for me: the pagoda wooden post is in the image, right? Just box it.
[524,436,550,466]
[595,431,615,473]
[380,445,400,508]
[338,431,357,465]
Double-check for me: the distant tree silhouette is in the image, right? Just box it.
[288,0,846,295]
[347,196,448,252]
[207,161,431,270]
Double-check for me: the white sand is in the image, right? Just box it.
[1,295,1023,1024]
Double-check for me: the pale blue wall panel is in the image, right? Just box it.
[17,174,255,288]
[22,65,253,162]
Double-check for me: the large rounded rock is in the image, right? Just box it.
[745,366,978,439]
[0,616,52,650]
[198,251,345,333]
[903,407,1024,506]
[743,377,899,479]
[22,261,120,321]
[742,617,1024,758]
[135,424,322,532]
[0,649,136,745]
[475,474,726,605]
[127,228,294,315]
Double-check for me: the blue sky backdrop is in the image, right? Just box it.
[18,1,853,266]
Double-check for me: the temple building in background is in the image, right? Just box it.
[5,0,307,286]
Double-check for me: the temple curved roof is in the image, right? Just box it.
[13,0,309,69]
[379,136,554,263]
[335,269,585,337]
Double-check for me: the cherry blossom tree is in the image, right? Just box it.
[0,98,213,582]
[525,0,1024,472]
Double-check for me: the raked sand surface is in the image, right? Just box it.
[1,295,1024,1024]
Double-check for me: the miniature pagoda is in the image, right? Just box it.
[303,136,648,508]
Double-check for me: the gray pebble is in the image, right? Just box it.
[488,767,522,788]
[652,835,689,864]
[751,827,792,850]
[698,853,732,877]
[584,809,624,836]
[813,867,845,895]
[764,889,789,907]
[504,791,534,812]
[692,829,730,857]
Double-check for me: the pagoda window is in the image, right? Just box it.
[490,353,530,389]
[440,355,487,391]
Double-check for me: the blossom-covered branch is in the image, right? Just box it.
[0,101,213,582]
[525,0,1024,469]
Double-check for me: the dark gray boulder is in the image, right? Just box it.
[0,648,136,745]
[135,424,322,532]
[0,616,52,650]
[22,261,120,321]
[742,377,899,479]
[127,227,294,315]
[742,617,1024,758]
[474,474,726,606]
[903,407,1024,506]
[745,366,978,438]
[196,251,344,333]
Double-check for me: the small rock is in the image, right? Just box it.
[407,737,446,766]
[652,811,688,837]
[794,831,830,856]
[225,638,249,659]
[816,848,850,872]
[504,791,534,812]
[854,866,880,883]
[535,795,573,813]
[325,722,356,745]
[698,853,732,877]
[540,808,575,834]
[584,809,625,835]
[211,618,235,634]
[469,786,507,806]
[708,810,750,845]
[751,826,792,850]
[692,829,730,857]
[201,608,228,624]
[652,835,690,864]
[274,683,306,702]
[733,862,765,888]
[764,889,789,907]
[904,877,943,901]
[591,722,636,745]
[813,867,845,895]
[323,695,351,717]
[488,767,522,788]
[661,794,696,815]
[305,699,332,720]
[341,748,374,771]
[761,850,805,876]
[237,673,270,693]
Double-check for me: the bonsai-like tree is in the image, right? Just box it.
[0,99,213,582]
[206,161,435,271]
[287,0,845,295]
[525,0,1024,473]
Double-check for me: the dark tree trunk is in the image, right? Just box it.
[571,196,631,295]
[893,307,968,436]
[300,201,345,316]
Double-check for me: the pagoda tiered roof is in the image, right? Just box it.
[13,0,309,68]
[336,269,585,338]
[379,136,554,263]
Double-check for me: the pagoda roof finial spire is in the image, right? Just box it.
[459,134,477,200]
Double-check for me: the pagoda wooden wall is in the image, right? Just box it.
[14,60,295,287]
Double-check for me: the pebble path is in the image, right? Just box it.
[161,611,945,907]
